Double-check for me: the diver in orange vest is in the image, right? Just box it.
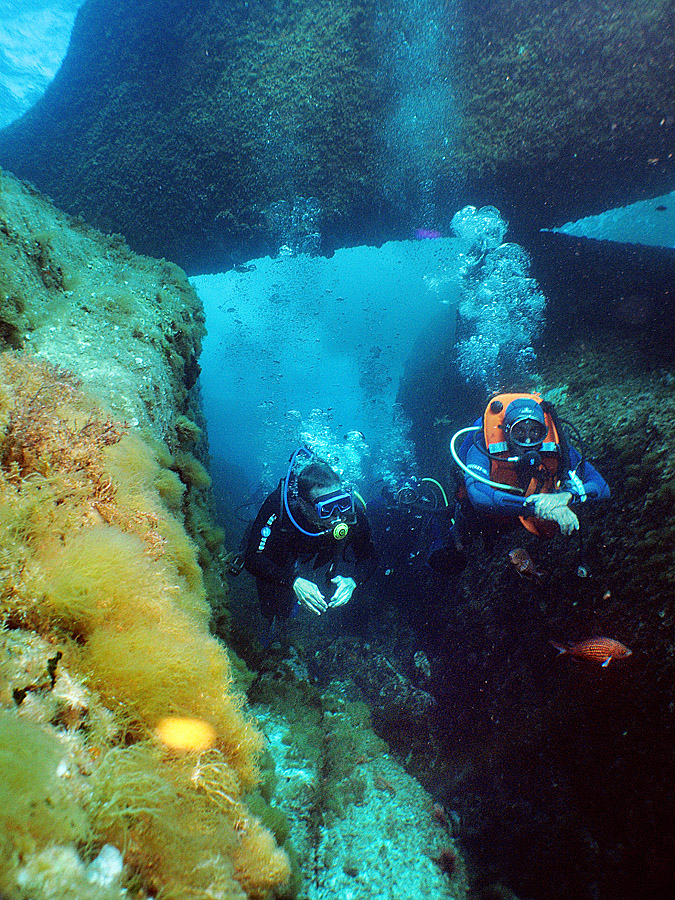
[449,393,609,539]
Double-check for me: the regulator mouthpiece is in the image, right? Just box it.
[333,522,349,540]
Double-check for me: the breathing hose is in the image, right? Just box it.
[449,426,524,494]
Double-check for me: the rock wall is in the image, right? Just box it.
[0,169,292,899]
[459,0,675,230]
[0,0,671,269]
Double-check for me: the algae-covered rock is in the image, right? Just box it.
[458,0,675,226]
[0,0,671,267]
[0,0,381,269]
[251,656,469,900]
[0,172,291,899]
[0,168,204,434]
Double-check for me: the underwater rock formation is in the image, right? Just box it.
[249,652,469,900]
[309,635,437,734]
[0,0,671,267]
[0,0,382,269]
[459,0,675,229]
[0,170,291,898]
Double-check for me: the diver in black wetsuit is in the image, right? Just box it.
[244,449,376,622]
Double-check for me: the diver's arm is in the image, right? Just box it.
[246,550,294,586]
[243,490,295,585]
[465,472,530,514]
[563,447,611,502]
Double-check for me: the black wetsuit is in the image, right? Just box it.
[244,483,377,619]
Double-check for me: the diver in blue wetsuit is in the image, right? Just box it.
[450,392,609,540]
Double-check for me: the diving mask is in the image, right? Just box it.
[507,418,547,448]
[313,488,355,521]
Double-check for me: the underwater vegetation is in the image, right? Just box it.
[0,170,294,898]
[0,352,290,898]
[0,0,671,267]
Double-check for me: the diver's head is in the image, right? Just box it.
[296,462,355,529]
[503,398,547,450]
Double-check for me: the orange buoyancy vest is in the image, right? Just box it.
[483,392,562,537]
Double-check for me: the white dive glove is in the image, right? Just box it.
[293,577,327,616]
[527,492,579,536]
[329,575,356,608]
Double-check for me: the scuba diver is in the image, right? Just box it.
[368,475,462,580]
[447,392,609,544]
[243,448,376,623]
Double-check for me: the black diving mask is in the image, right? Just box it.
[314,489,355,520]
[508,419,547,448]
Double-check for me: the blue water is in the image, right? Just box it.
[192,237,460,500]
[0,0,84,128]
[550,190,675,250]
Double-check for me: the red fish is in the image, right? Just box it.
[509,547,546,581]
[549,637,632,667]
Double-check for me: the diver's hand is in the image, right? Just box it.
[527,492,579,536]
[293,577,327,615]
[556,507,580,536]
[329,576,356,608]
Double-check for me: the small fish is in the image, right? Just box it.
[415,228,442,240]
[508,547,546,581]
[549,637,632,667]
